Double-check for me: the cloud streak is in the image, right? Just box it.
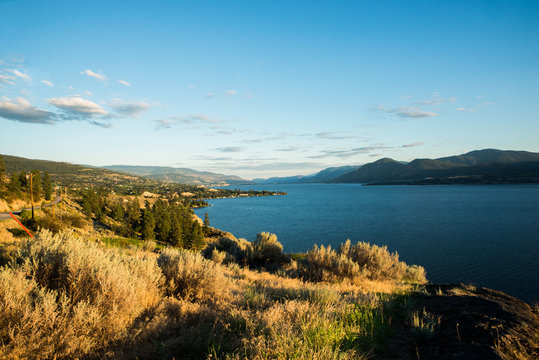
[81,69,107,82]
[379,105,438,119]
[308,145,391,159]
[215,146,244,153]
[118,79,131,86]
[402,141,424,148]
[48,96,107,118]
[0,97,55,124]
[0,74,14,85]
[108,99,150,117]
[10,69,32,80]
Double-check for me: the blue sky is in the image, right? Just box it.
[0,0,538,179]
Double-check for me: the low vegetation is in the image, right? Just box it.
[0,227,432,359]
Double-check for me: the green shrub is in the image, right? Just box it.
[203,232,289,270]
[202,236,252,265]
[249,232,289,269]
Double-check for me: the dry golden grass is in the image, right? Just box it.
[0,230,163,359]
[158,247,229,303]
[298,239,426,285]
[0,230,428,359]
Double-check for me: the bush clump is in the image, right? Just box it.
[202,232,289,270]
[299,239,426,284]
[157,247,228,302]
[299,244,363,282]
[202,236,252,265]
[249,232,290,269]
[0,230,163,359]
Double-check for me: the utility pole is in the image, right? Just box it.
[30,172,35,220]
[60,186,63,222]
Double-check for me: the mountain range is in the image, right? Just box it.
[101,165,252,186]
[3,149,539,187]
[254,149,539,185]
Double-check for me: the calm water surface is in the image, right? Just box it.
[195,184,539,303]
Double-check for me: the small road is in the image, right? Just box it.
[0,195,62,220]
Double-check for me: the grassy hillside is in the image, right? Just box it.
[2,154,151,190]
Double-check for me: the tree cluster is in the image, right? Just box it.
[0,156,53,203]
[79,189,205,250]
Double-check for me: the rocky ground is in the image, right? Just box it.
[379,284,538,360]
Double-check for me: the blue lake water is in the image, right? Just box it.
[195,184,539,303]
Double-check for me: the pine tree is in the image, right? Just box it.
[203,212,210,236]
[0,155,5,186]
[18,171,27,191]
[170,218,183,247]
[31,170,42,201]
[141,208,156,240]
[187,220,205,250]
[8,172,21,195]
[42,172,52,201]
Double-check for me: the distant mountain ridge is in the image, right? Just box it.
[333,149,539,184]
[102,165,252,185]
[253,165,360,184]
[251,149,539,185]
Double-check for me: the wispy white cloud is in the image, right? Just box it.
[395,107,438,119]
[0,97,55,124]
[379,105,438,119]
[225,89,237,96]
[457,101,494,112]
[10,69,32,81]
[89,120,113,128]
[48,96,107,118]
[0,74,14,86]
[179,114,219,124]
[118,79,131,86]
[154,119,175,129]
[42,80,54,87]
[308,145,391,159]
[315,132,354,140]
[153,114,219,129]
[108,99,150,117]
[215,146,244,153]
[275,146,301,152]
[412,93,457,106]
[205,93,216,98]
[81,69,107,82]
[402,141,424,148]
